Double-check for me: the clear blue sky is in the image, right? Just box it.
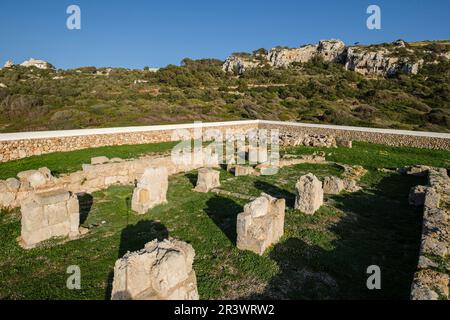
[1,0,449,69]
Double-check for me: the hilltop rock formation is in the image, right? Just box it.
[223,39,443,76]
[20,58,52,69]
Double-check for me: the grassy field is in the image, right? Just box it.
[0,142,449,299]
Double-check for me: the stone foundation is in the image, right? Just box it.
[111,238,199,300]
[20,189,80,248]
[237,193,285,255]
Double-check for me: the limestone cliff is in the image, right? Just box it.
[223,39,447,76]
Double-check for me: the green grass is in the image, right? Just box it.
[283,141,450,170]
[0,141,178,179]
[0,141,448,299]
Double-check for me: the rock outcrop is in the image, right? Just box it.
[295,173,323,214]
[223,39,441,76]
[111,238,199,300]
[3,60,14,68]
[344,47,423,76]
[20,58,52,69]
[20,189,80,248]
[237,193,285,255]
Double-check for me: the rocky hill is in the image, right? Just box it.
[223,39,450,76]
[0,40,449,133]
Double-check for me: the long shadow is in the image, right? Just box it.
[245,172,424,300]
[104,220,169,299]
[185,172,197,188]
[254,180,296,208]
[76,193,93,225]
[204,196,243,245]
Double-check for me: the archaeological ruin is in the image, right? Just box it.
[237,193,286,255]
[111,238,199,300]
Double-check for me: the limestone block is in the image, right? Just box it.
[194,168,220,193]
[323,176,345,195]
[132,167,168,214]
[234,165,256,177]
[336,138,352,148]
[17,169,50,189]
[295,173,323,214]
[20,189,80,248]
[237,193,285,255]
[91,156,110,165]
[111,239,199,300]
[424,188,440,209]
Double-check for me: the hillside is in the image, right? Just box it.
[0,39,449,133]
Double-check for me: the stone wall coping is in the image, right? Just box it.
[0,120,259,142]
[260,120,450,139]
[0,120,449,142]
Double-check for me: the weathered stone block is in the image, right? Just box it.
[234,165,256,177]
[336,138,352,148]
[20,189,80,248]
[237,193,285,255]
[295,173,323,215]
[323,176,345,195]
[111,238,199,300]
[194,168,220,193]
[132,167,168,214]
[91,156,109,165]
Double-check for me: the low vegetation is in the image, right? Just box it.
[0,41,449,133]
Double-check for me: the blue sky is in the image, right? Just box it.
[0,0,449,69]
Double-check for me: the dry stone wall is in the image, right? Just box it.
[260,122,450,151]
[1,120,449,164]
[409,167,449,300]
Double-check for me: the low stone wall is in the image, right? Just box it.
[0,121,258,163]
[0,151,219,209]
[259,121,450,150]
[1,120,449,163]
[408,166,449,300]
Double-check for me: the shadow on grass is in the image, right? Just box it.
[254,180,296,208]
[104,220,169,299]
[204,195,243,245]
[76,193,93,225]
[185,172,198,188]
[245,173,424,300]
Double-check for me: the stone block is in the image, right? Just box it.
[111,238,199,300]
[237,193,285,255]
[20,189,80,248]
[194,168,220,193]
[295,173,323,215]
[323,176,345,195]
[91,156,109,165]
[132,167,168,214]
